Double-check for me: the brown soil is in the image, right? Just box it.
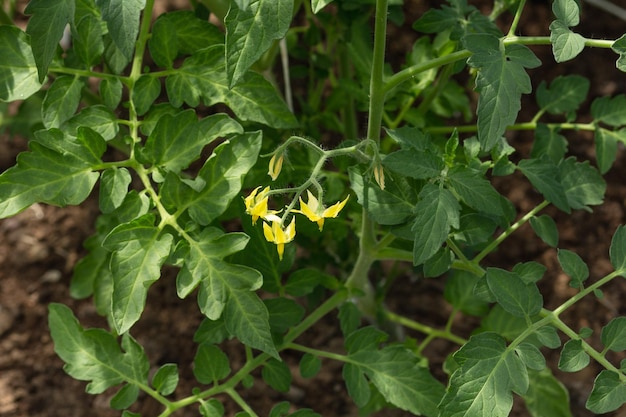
[1,1,626,417]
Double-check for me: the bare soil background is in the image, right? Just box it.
[1,1,626,416]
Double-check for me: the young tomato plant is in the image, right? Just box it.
[1,0,626,416]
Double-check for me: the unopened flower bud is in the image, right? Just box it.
[268,153,284,181]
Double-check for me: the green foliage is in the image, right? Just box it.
[1,0,625,416]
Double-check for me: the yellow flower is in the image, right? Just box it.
[244,186,279,224]
[268,153,284,181]
[263,217,296,260]
[294,190,350,231]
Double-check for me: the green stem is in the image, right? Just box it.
[226,388,259,417]
[473,200,550,264]
[366,0,389,144]
[385,310,467,346]
[507,0,527,36]
[425,121,596,135]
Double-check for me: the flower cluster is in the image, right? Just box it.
[244,186,349,260]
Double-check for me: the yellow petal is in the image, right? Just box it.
[316,218,325,231]
[277,243,285,260]
[322,195,350,218]
[244,186,262,211]
[296,196,323,223]
[263,221,274,242]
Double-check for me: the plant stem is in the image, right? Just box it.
[507,0,527,36]
[366,0,389,145]
[385,310,467,346]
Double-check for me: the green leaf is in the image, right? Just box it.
[148,14,178,68]
[594,128,626,174]
[265,297,305,334]
[536,75,589,114]
[110,383,139,410]
[312,0,334,13]
[178,228,278,358]
[343,363,371,407]
[193,344,231,384]
[299,353,321,378]
[338,302,361,337]
[515,343,546,371]
[73,14,104,67]
[552,0,580,26]
[0,26,44,101]
[285,268,324,297]
[100,77,123,110]
[412,184,460,265]
[559,157,605,211]
[269,401,290,417]
[348,168,416,226]
[518,156,570,212]
[0,127,104,218]
[531,124,568,164]
[194,318,230,346]
[132,75,162,116]
[200,398,225,417]
[382,148,444,179]
[465,34,539,150]
[166,45,297,128]
[558,339,589,372]
[611,34,626,72]
[523,369,573,417]
[586,370,626,413]
[485,268,543,318]
[154,11,224,56]
[535,326,562,349]
[225,0,294,87]
[48,303,149,394]
[345,327,388,354]
[601,317,626,352]
[184,132,261,225]
[99,168,132,214]
[24,0,74,81]
[447,166,505,217]
[513,261,546,284]
[440,332,528,417]
[549,21,585,62]
[152,363,179,396]
[102,214,174,334]
[444,270,490,317]
[140,111,243,174]
[557,249,588,288]
[591,95,626,127]
[350,346,445,416]
[63,105,119,141]
[529,214,558,247]
[42,76,83,128]
[610,225,626,272]
[454,213,498,246]
[262,358,292,392]
[95,0,145,60]
[423,248,453,277]
[103,34,131,75]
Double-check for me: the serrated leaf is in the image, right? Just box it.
[601,317,626,352]
[594,128,626,174]
[350,346,445,416]
[536,75,589,114]
[343,363,370,407]
[515,343,546,371]
[103,34,131,74]
[141,111,243,174]
[559,157,605,211]
[530,214,559,247]
[183,132,261,225]
[440,332,528,417]
[95,0,145,60]
[0,127,104,218]
[148,14,178,68]
[586,370,626,413]
[265,297,304,334]
[225,0,294,87]
[0,26,44,101]
[523,369,573,417]
[338,302,361,337]
[382,149,444,179]
[102,214,174,334]
[200,398,225,417]
[518,156,570,212]
[73,14,104,67]
[558,339,589,372]
[552,0,580,26]
[194,318,230,346]
[132,75,161,116]
[194,344,231,384]
[63,105,119,141]
[447,166,505,216]
[444,270,490,317]
[557,249,588,288]
[285,268,324,297]
[99,167,132,214]
[48,303,149,394]
[531,124,568,164]
[156,11,224,56]
[166,45,297,128]
[611,34,626,72]
[299,353,321,378]
[423,248,453,277]
[465,34,539,151]
[591,95,626,127]
[262,358,292,392]
[412,184,460,265]
[454,213,498,246]
[152,363,179,396]
[42,76,83,128]
[513,261,546,284]
[348,168,415,226]
[535,326,562,349]
[24,0,74,81]
[610,225,626,272]
[486,268,543,318]
[178,228,278,358]
[100,77,123,110]
[345,327,388,354]
[550,21,585,62]
[110,383,139,410]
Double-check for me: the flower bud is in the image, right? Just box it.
[268,153,284,181]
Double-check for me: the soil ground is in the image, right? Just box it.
[1,1,626,416]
